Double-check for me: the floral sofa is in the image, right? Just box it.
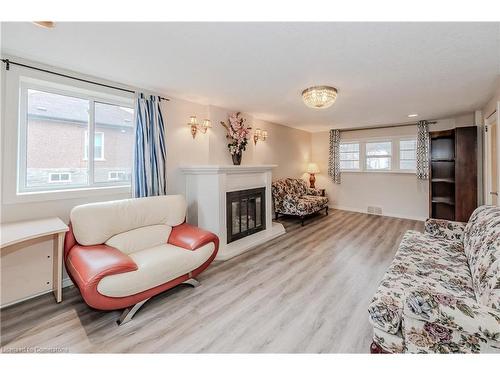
[271,178,328,225]
[368,205,500,353]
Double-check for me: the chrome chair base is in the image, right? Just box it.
[117,278,200,325]
[182,278,200,288]
[117,298,150,326]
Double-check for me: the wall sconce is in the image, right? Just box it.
[253,128,268,145]
[188,116,212,139]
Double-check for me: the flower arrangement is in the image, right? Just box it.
[220,112,251,164]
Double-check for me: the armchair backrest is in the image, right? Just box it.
[463,205,500,308]
[272,178,308,199]
[70,195,187,247]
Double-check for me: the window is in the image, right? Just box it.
[399,139,417,170]
[49,172,71,183]
[340,142,360,170]
[84,132,104,160]
[366,141,392,170]
[19,83,134,194]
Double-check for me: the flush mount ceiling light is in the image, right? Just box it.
[33,21,55,29]
[407,114,419,118]
[302,86,338,109]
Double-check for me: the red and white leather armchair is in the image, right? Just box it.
[64,195,219,325]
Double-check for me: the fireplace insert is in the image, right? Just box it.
[226,187,266,243]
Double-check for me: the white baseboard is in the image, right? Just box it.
[330,205,426,222]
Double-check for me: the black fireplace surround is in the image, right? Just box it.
[226,187,266,243]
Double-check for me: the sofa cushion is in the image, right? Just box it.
[105,224,172,255]
[463,205,500,308]
[97,242,215,297]
[296,196,328,214]
[71,195,186,246]
[368,230,475,334]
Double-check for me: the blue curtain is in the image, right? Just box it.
[133,94,167,197]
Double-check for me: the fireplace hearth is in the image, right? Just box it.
[226,188,266,243]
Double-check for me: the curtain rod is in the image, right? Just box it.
[1,58,170,102]
[339,120,437,132]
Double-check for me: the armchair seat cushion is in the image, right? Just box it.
[97,242,215,298]
[295,195,328,215]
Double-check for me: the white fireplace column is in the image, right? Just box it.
[180,165,286,260]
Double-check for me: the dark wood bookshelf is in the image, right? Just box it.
[428,126,477,222]
[431,197,455,205]
[431,178,455,183]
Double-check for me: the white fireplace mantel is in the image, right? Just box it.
[180,164,286,260]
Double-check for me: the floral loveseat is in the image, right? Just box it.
[368,205,500,353]
[271,178,328,225]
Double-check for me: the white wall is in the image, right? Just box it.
[312,115,477,221]
[0,56,311,306]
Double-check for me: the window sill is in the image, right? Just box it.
[341,170,416,175]
[3,185,131,204]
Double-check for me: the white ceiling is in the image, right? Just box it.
[1,22,499,131]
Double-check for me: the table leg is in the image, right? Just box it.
[52,232,64,303]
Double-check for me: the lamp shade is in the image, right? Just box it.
[307,163,320,174]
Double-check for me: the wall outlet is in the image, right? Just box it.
[367,206,383,215]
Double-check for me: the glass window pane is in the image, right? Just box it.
[400,150,416,160]
[400,160,416,170]
[366,157,391,170]
[340,142,360,170]
[94,102,134,184]
[366,141,392,156]
[400,139,416,150]
[340,152,359,161]
[340,160,360,170]
[25,89,89,189]
[340,143,359,152]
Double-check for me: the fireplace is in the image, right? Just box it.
[226,187,266,243]
[181,165,285,260]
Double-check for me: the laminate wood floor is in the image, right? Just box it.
[0,209,423,353]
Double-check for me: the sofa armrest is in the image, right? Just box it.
[168,223,219,251]
[403,289,500,342]
[306,187,323,196]
[65,244,138,288]
[424,218,466,242]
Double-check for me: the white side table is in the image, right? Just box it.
[0,217,69,303]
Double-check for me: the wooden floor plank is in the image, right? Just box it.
[0,210,423,353]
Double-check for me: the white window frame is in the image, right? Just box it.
[399,138,417,171]
[339,141,361,171]
[48,172,72,183]
[365,140,392,171]
[340,135,417,174]
[84,131,105,161]
[8,74,134,203]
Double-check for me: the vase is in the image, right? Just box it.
[232,152,242,165]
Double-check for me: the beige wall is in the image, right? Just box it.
[482,79,500,120]
[311,115,477,221]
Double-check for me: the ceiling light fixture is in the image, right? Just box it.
[407,114,419,118]
[302,86,338,109]
[33,21,55,29]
